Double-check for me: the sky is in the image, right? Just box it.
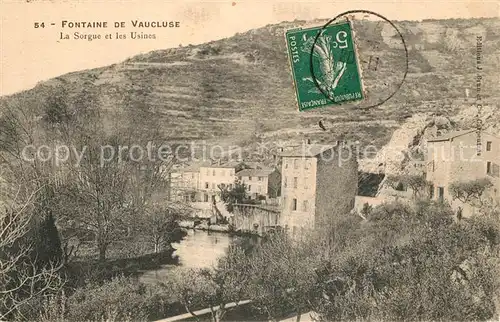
[0,0,498,96]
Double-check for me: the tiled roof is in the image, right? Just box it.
[427,129,476,142]
[181,161,210,172]
[202,161,243,169]
[236,168,275,177]
[278,144,336,157]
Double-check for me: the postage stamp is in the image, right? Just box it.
[285,20,364,111]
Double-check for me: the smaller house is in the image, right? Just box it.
[426,129,500,216]
[237,168,281,200]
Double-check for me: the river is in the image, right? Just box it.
[139,229,234,284]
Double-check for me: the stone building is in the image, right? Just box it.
[236,168,281,199]
[426,129,500,215]
[174,163,202,202]
[198,162,245,202]
[278,142,358,235]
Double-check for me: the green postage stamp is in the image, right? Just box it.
[285,20,364,111]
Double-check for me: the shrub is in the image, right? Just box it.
[311,200,500,321]
[64,276,181,321]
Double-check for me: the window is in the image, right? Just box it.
[292,198,297,211]
[305,159,310,169]
[284,160,289,169]
[191,173,195,179]
[294,159,299,169]
[248,185,252,191]
[438,187,444,203]
[249,176,253,181]
[302,200,309,211]
[487,141,492,151]
[258,186,262,193]
[429,184,434,199]
[487,161,492,175]
[204,194,209,202]
[284,176,288,188]
[212,170,216,176]
[258,176,263,181]
[212,183,215,189]
[206,170,210,176]
[205,182,209,189]
[293,177,298,189]
[304,177,309,189]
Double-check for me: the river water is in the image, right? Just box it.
[139,229,234,284]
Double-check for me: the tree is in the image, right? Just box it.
[309,200,500,321]
[449,178,493,207]
[171,245,251,322]
[245,232,317,321]
[218,180,256,212]
[139,205,188,253]
[31,213,63,268]
[0,188,64,320]
[56,135,172,261]
[49,92,174,261]
[386,174,430,198]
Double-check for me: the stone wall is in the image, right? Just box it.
[230,204,280,236]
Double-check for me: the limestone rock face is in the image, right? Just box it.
[359,113,454,197]
[453,105,500,137]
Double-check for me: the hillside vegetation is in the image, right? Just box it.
[1,17,499,148]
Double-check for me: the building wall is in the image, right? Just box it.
[169,170,201,202]
[314,147,358,231]
[280,156,318,231]
[230,204,280,236]
[181,171,200,190]
[240,175,269,197]
[199,166,237,201]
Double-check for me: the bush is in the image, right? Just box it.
[64,276,182,321]
[311,200,500,321]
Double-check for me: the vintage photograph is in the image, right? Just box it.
[0,0,499,321]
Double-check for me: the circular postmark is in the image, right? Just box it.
[309,10,409,110]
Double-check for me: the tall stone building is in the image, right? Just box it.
[278,142,358,235]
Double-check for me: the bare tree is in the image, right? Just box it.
[0,188,64,320]
[449,178,493,208]
[386,174,430,198]
[139,204,189,253]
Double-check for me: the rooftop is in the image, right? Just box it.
[427,129,476,142]
[278,144,337,157]
[236,168,275,177]
[180,161,210,172]
[201,161,245,169]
